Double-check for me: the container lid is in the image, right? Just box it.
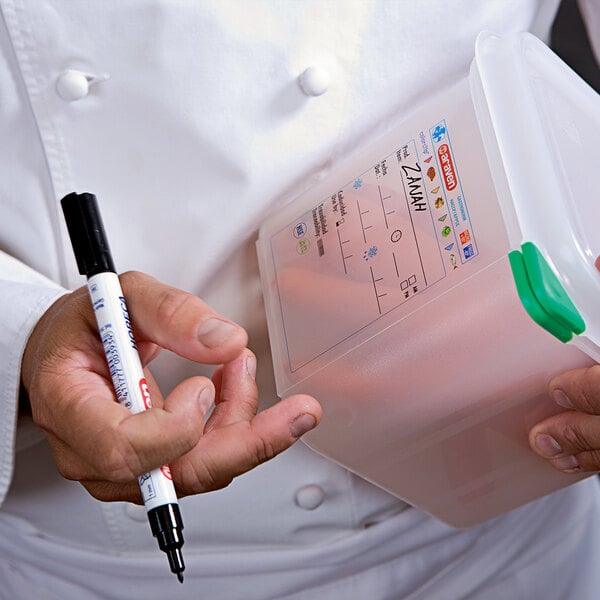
[470,31,600,361]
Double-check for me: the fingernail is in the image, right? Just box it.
[197,318,238,348]
[198,386,215,414]
[535,433,563,457]
[246,354,257,380]
[552,389,574,409]
[290,413,317,438]
[552,455,581,472]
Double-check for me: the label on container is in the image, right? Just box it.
[269,120,477,372]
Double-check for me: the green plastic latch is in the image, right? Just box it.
[508,242,585,343]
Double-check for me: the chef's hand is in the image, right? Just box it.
[529,256,600,474]
[529,366,600,474]
[20,271,322,503]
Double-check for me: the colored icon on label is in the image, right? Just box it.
[435,197,445,209]
[459,230,471,244]
[441,226,452,237]
[293,222,307,238]
[297,239,310,255]
[450,254,458,270]
[463,244,475,259]
[426,166,436,181]
[438,214,447,222]
[431,187,440,194]
[432,123,446,143]
[445,242,454,251]
[363,246,378,260]
[353,178,363,189]
[424,155,433,163]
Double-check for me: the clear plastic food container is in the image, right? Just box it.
[256,32,600,527]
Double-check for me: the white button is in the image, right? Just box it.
[124,503,148,522]
[298,66,330,97]
[294,484,325,510]
[56,69,90,101]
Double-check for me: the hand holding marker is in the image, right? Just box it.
[61,192,185,583]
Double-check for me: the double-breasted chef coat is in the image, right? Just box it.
[1,1,600,598]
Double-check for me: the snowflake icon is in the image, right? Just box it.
[363,245,378,260]
[353,178,363,189]
[432,124,446,143]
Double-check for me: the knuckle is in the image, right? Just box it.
[579,449,600,471]
[28,377,69,431]
[155,288,197,333]
[83,483,113,502]
[95,434,141,482]
[251,430,277,465]
[49,440,87,482]
[220,386,257,421]
[119,270,147,289]
[29,399,49,430]
[177,420,203,453]
[579,369,600,413]
[587,364,600,380]
[55,461,83,482]
[187,458,232,493]
[82,481,136,503]
[562,423,590,451]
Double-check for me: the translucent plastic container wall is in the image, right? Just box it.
[257,37,594,527]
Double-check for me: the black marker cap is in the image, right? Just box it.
[61,192,116,277]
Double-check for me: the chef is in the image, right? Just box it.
[1,1,600,598]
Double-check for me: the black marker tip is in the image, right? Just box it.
[148,504,185,582]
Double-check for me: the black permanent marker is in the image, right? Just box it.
[61,192,185,583]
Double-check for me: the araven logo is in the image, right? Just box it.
[438,144,457,192]
[139,378,152,409]
[160,465,173,480]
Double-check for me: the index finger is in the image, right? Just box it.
[121,271,248,364]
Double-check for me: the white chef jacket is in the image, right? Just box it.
[1,1,600,599]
